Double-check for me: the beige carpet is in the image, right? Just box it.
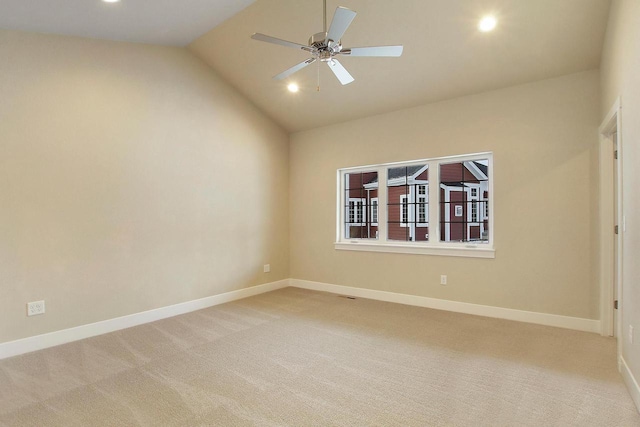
[0,287,638,426]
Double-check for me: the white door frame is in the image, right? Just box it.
[598,98,623,348]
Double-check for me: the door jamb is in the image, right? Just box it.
[598,97,622,354]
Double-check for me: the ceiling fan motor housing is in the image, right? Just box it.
[309,32,343,61]
[309,32,327,48]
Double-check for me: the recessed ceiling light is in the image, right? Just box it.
[287,83,299,93]
[103,0,120,3]
[478,15,497,32]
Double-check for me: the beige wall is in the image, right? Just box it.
[290,70,600,319]
[600,0,640,396]
[0,30,289,344]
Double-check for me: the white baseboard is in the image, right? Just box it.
[290,279,601,333]
[0,278,603,360]
[620,356,640,413]
[0,279,289,360]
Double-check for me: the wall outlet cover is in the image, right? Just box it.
[27,301,45,316]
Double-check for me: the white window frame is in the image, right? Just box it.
[335,152,494,258]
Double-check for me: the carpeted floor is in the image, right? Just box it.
[0,287,638,426]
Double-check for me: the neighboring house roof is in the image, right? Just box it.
[361,162,488,188]
[473,161,488,177]
[388,165,425,180]
[363,175,379,185]
[365,165,426,186]
[441,161,489,190]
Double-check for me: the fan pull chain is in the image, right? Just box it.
[317,58,321,92]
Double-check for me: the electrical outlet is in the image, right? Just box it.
[27,300,45,316]
[440,275,447,285]
[630,325,634,344]
[263,264,271,273]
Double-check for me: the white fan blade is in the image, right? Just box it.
[251,33,313,52]
[327,59,354,85]
[273,58,316,80]
[342,45,404,57]
[327,7,357,43]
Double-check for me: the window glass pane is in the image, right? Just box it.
[387,164,429,242]
[344,171,379,239]
[439,159,489,243]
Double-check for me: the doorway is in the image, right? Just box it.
[599,99,622,342]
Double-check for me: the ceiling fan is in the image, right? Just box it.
[250,0,403,86]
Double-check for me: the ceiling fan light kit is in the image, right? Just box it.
[251,1,403,87]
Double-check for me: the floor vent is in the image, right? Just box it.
[338,295,357,300]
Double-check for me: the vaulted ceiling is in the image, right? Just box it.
[190,0,611,132]
[0,0,611,133]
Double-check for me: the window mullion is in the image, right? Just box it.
[487,155,494,245]
[428,160,440,243]
[337,170,344,242]
[378,166,388,243]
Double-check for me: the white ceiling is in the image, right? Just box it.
[191,0,611,132]
[0,0,256,46]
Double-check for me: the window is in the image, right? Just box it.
[417,185,428,225]
[387,164,428,242]
[356,200,364,223]
[336,153,493,258]
[400,195,408,225]
[347,198,365,224]
[469,187,479,223]
[344,171,379,239]
[440,161,489,243]
[484,195,489,218]
[371,198,379,225]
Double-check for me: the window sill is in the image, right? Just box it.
[334,241,495,258]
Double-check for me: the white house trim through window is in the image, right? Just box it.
[371,198,379,226]
[336,153,494,258]
[347,197,366,226]
[400,194,409,227]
